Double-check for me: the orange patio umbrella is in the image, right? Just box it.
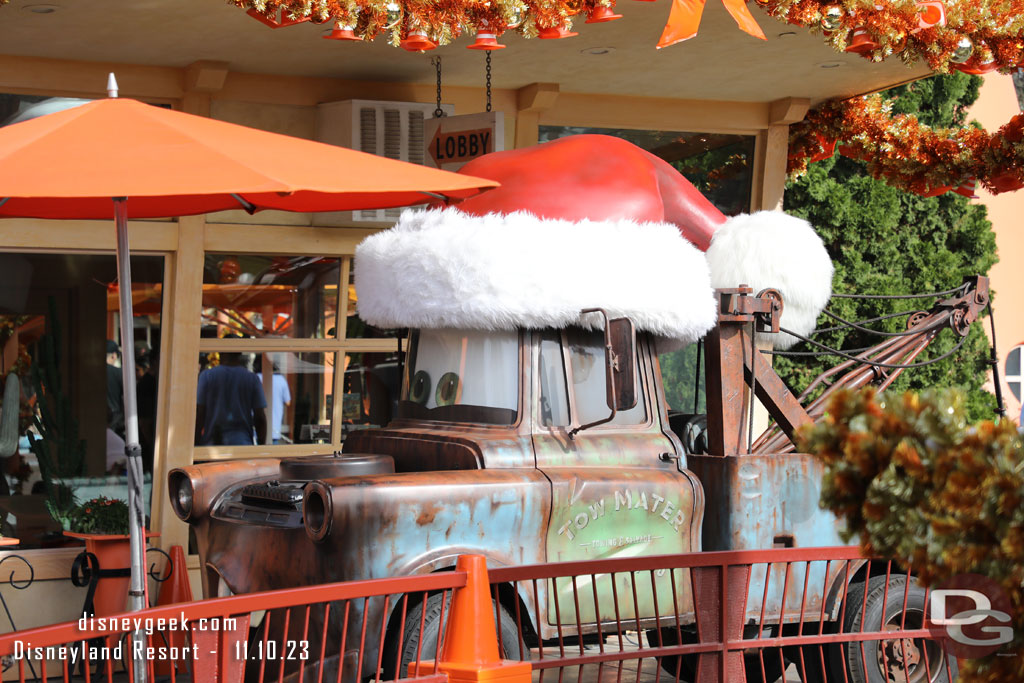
[0,75,496,664]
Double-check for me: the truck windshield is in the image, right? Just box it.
[398,329,519,425]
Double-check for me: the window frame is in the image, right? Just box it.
[193,255,407,460]
[559,328,652,432]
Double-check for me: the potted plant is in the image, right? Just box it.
[64,496,156,616]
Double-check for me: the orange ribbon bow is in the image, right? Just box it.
[658,0,766,49]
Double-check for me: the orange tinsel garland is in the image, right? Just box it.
[759,0,1024,75]
[233,0,1024,60]
[789,95,1024,196]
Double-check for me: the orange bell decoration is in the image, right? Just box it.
[954,56,997,74]
[845,27,879,56]
[586,5,623,22]
[808,133,837,163]
[246,7,310,28]
[918,183,952,198]
[914,1,945,30]
[537,24,579,39]
[988,171,1024,194]
[323,20,361,41]
[468,21,506,50]
[468,32,507,50]
[953,177,978,199]
[400,29,437,51]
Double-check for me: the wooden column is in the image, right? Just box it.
[151,215,205,551]
[514,83,559,149]
[751,97,810,211]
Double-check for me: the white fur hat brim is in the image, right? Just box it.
[355,207,718,346]
[705,211,833,350]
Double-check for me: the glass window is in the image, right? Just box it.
[1005,345,1023,404]
[201,255,339,339]
[195,351,335,446]
[0,253,163,549]
[538,126,755,217]
[539,332,569,427]
[565,328,646,426]
[659,342,706,413]
[342,351,402,436]
[400,329,519,424]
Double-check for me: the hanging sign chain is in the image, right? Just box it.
[433,57,445,118]
[485,51,492,113]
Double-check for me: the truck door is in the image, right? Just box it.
[532,328,701,629]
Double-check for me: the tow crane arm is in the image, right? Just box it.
[701,275,990,456]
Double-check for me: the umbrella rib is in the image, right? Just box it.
[421,191,450,203]
[0,198,8,209]
[231,193,258,214]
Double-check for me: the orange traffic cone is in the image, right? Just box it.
[153,545,194,676]
[412,554,531,683]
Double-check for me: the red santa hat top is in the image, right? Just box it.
[355,134,832,349]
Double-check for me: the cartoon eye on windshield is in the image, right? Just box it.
[436,372,461,406]
[409,370,431,405]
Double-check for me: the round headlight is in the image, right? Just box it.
[169,471,194,520]
[303,482,332,543]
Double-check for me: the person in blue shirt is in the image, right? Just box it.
[195,352,267,446]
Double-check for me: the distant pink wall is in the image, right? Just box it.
[972,74,1023,422]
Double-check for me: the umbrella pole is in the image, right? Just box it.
[114,197,150,683]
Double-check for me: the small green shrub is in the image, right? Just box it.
[67,496,129,536]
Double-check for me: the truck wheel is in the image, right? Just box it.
[647,627,785,683]
[383,592,528,680]
[836,575,957,683]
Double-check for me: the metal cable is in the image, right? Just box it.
[812,308,924,335]
[777,326,970,369]
[831,283,968,300]
[986,302,1007,417]
[817,308,952,338]
[768,344,878,358]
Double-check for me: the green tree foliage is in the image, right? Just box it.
[798,387,1024,682]
[779,73,998,421]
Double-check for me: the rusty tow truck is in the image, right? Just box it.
[169,136,986,683]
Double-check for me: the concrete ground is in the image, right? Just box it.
[529,633,804,683]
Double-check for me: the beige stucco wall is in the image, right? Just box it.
[971,73,1024,423]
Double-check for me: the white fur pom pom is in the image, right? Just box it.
[705,211,833,350]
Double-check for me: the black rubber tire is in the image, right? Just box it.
[383,592,527,680]
[647,627,785,683]
[837,575,957,683]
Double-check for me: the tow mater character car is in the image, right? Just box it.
[171,135,979,683]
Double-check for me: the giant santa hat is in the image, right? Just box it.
[355,134,833,349]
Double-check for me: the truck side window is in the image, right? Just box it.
[538,331,569,427]
[565,328,646,426]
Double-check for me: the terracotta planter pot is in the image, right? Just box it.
[65,531,159,616]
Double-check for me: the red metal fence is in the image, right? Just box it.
[0,546,958,682]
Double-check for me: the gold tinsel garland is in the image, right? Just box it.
[757,0,1024,74]
[232,0,1024,69]
[788,94,1024,196]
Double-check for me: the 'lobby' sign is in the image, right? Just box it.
[424,112,504,171]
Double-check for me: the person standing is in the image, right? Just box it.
[105,340,125,438]
[267,365,291,445]
[195,352,267,446]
